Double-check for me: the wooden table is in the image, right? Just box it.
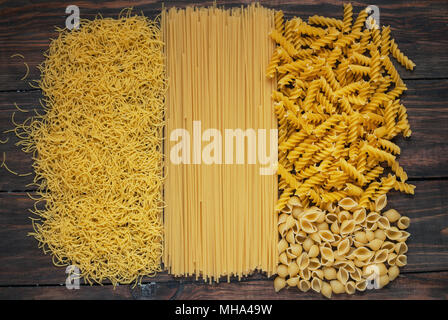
[0,0,447,300]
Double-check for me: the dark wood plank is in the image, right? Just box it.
[1,80,447,192]
[1,271,447,299]
[0,179,447,286]
[0,0,447,91]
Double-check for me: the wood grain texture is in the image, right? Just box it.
[0,271,447,299]
[0,0,447,91]
[0,179,446,286]
[1,80,447,191]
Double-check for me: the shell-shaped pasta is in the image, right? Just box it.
[398,231,411,242]
[286,276,299,287]
[337,268,349,284]
[323,267,337,280]
[374,249,389,263]
[285,215,297,230]
[297,252,310,270]
[292,206,304,219]
[337,238,351,256]
[374,193,388,211]
[330,279,345,294]
[345,281,356,294]
[308,257,321,270]
[396,254,407,267]
[354,231,368,243]
[387,252,397,265]
[320,246,335,262]
[354,258,367,268]
[298,279,311,292]
[278,222,287,237]
[397,216,410,229]
[317,222,330,231]
[355,280,367,291]
[367,238,383,251]
[374,229,387,241]
[310,232,322,244]
[288,262,300,277]
[326,202,338,213]
[300,267,311,281]
[288,196,302,207]
[289,243,303,257]
[295,231,307,243]
[366,211,380,223]
[274,276,286,292]
[350,247,373,261]
[366,221,378,231]
[395,242,408,255]
[381,241,396,252]
[379,274,390,289]
[340,219,356,235]
[388,265,400,281]
[383,208,401,223]
[330,221,340,234]
[366,230,375,242]
[311,277,322,293]
[332,234,342,246]
[377,216,390,230]
[278,213,288,225]
[303,238,314,252]
[325,213,338,224]
[300,218,317,234]
[312,269,324,279]
[385,228,402,241]
[338,197,359,210]
[350,267,363,282]
[353,207,366,224]
[338,210,352,223]
[319,230,335,243]
[302,207,321,222]
[286,230,295,244]
[343,261,356,274]
[321,281,333,298]
[278,238,289,253]
[308,244,320,258]
[279,252,290,266]
[282,203,293,214]
[277,264,289,278]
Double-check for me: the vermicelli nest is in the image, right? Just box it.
[17,12,167,285]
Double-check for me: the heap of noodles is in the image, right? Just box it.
[16,12,166,285]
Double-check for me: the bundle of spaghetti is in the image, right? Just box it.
[163,4,278,282]
[14,11,166,285]
[268,4,415,297]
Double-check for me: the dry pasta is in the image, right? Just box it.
[163,4,278,282]
[12,11,166,286]
[270,5,414,297]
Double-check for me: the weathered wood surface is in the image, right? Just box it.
[0,0,447,300]
[0,0,447,91]
[0,271,447,299]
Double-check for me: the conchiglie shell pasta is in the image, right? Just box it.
[351,247,373,261]
[321,281,332,298]
[353,208,366,224]
[330,279,345,294]
[298,279,311,292]
[396,254,407,267]
[368,238,383,251]
[277,264,289,278]
[340,219,356,235]
[319,230,335,242]
[374,194,388,211]
[297,252,310,270]
[388,266,400,281]
[288,196,302,207]
[311,277,322,293]
[278,238,288,253]
[274,276,286,292]
[395,242,408,255]
[286,276,299,287]
[325,213,338,224]
[300,219,317,234]
[337,238,351,256]
[338,197,358,210]
[288,262,300,277]
[397,216,410,229]
[323,267,337,280]
[384,209,401,223]
[355,280,367,291]
[345,281,356,294]
[320,246,335,262]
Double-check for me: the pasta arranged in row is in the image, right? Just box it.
[268,4,415,297]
